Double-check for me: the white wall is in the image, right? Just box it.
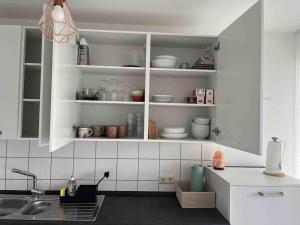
[263,31,296,175]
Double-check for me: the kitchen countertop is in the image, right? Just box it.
[207,167,300,187]
[0,194,229,225]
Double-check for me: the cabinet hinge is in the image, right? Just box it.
[214,42,220,51]
[212,127,221,136]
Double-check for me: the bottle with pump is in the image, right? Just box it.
[67,176,77,196]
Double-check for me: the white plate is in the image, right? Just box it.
[161,132,188,139]
[163,127,185,134]
[152,99,174,103]
[152,95,174,98]
[155,55,177,60]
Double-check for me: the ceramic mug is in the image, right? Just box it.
[92,125,105,137]
[78,127,93,138]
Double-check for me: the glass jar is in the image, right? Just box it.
[127,113,136,137]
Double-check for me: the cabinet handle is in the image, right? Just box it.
[258,192,284,197]
[0,131,2,135]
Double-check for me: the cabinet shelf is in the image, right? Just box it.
[77,65,146,76]
[149,102,215,107]
[23,98,40,102]
[75,100,144,105]
[24,63,41,71]
[150,68,216,78]
[146,138,215,144]
[75,137,143,142]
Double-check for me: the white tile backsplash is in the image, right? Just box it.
[202,143,221,160]
[52,142,74,158]
[50,179,68,190]
[117,159,138,180]
[138,159,159,180]
[6,158,28,179]
[159,184,175,192]
[139,142,159,159]
[118,142,138,158]
[0,180,4,190]
[77,179,95,185]
[117,181,137,191]
[180,160,201,181]
[74,141,95,158]
[73,158,95,180]
[181,143,202,160]
[28,179,50,190]
[160,160,180,180]
[138,181,158,191]
[51,158,73,179]
[29,141,51,157]
[6,179,27,190]
[0,140,264,192]
[96,142,117,158]
[96,159,117,180]
[0,140,6,157]
[28,158,51,179]
[98,180,116,191]
[7,140,29,157]
[160,143,180,159]
[0,158,5,179]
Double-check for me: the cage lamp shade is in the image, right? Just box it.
[39,0,77,43]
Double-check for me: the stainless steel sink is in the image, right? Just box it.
[0,197,29,216]
[21,200,52,215]
[0,194,104,221]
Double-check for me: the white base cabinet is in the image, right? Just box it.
[206,167,300,225]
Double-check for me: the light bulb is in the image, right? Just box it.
[51,5,65,22]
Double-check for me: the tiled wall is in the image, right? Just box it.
[0,140,264,192]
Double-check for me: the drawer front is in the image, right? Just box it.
[230,186,300,225]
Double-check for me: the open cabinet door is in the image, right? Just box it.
[39,37,52,146]
[216,0,263,155]
[49,41,80,152]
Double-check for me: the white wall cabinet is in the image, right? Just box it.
[206,167,300,225]
[18,27,53,144]
[0,25,22,139]
[48,1,263,153]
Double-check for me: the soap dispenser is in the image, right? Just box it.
[67,176,77,196]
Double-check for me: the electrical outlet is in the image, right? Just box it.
[159,176,176,184]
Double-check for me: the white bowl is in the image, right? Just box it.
[151,58,177,68]
[155,55,177,61]
[193,116,210,125]
[163,127,185,134]
[191,124,210,139]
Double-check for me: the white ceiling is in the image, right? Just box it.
[0,0,299,33]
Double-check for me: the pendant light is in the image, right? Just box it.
[39,0,77,43]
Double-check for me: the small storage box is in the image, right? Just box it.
[175,181,215,208]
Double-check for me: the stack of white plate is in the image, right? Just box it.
[152,95,175,103]
[151,55,177,68]
[161,127,188,139]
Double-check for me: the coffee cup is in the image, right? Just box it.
[78,127,93,138]
[92,125,104,137]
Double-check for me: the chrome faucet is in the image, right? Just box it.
[11,168,44,199]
